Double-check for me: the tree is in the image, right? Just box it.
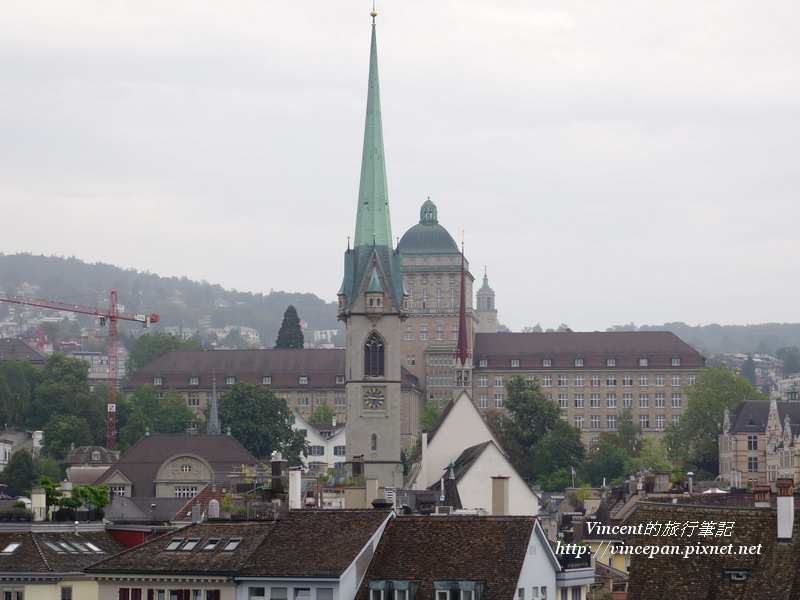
[583,432,630,485]
[41,414,93,461]
[126,333,202,376]
[122,385,195,434]
[530,419,586,485]
[117,408,151,452]
[777,347,800,376]
[275,305,305,349]
[218,383,306,462]
[420,400,445,432]
[1,450,37,496]
[310,403,335,424]
[742,354,757,386]
[666,365,766,476]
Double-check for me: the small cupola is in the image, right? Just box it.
[365,268,385,321]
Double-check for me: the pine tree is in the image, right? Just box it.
[275,305,305,349]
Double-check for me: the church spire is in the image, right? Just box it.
[207,375,221,435]
[353,11,392,249]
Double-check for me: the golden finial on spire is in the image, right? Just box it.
[371,1,377,26]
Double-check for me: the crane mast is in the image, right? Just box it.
[0,290,159,449]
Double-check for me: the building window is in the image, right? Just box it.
[574,375,584,387]
[478,394,489,409]
[420,325,428,341]
[91,451,101,461]
[226,376,235,385]
[671,374,681,386]
[622,393,633,408]
[558,375,568,387]
[494,378,504,387]
[607,358,616,367]
[687,374,696,386]
[606,393,617,408]
[297,376,307,385]
[334,394,346,406]
[542,376,552,387]
[61,586,73,600]
[639,415,650,429]
[407,355,416,366]
[639,374,648,386]
[494,394,504,408]
[575,358,584,367]
[188,392,200,407]
[672,414,681,426]
[181,464,192,472]
[189,376,199,385]
[263,375,272,385]
[153,376,163,386]
[297,397,310,407]
[590,393,600,408]
[558,394,568,409]
[271,588,288,600]
[639,394,649,408]
[622,375,633,386]
[748,456,758,472]
[542,358,552,367]
[672,357,681,366]
[364,332,385,377]
[748,435,758,451]
[575,416,584,429]
[606,375,616,386]
[222,538,242,551]
[405,325,413,340]
[574,394,584,408]
[590,375,601,387]
[451,326,459,341]
[174,486,198,498]
[478,376,488,387]
[436,326,444,341]
[655,414,666,429]
[308,445,324,456]
[511,359,520,367]
[590,415,600,429]
[639,358,649,367]
[334,445,346,456]
[370,434,378,452]
[110,485,126,496]
[478,358,488,367]
[655,374,664,386]
[202,539,221,551]
[655,393,665,408]
[607,415,617,429]
[315,391,327,406]
[671,393,682,408]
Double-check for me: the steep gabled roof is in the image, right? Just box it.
[0,529,126,575]
[729,400,800,434]
[240,509,393,578]
[356,516,537,600]
[93,434,258,496]
[86,520,276,575]
[0,338,46,365]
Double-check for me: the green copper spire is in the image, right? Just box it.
[339,11,406,315]
[353,20,393,248]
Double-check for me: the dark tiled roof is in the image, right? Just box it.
[473,331,704,369]
[240,509,393,577]
[0,529,126,574]
[93,434,258,497]
[62,445,117,466]
[729,400,800,434]
[0,338,46,365]
[87,520,276,575]
[627,502,800,599]
[125,349,345,390]
[356,516,537,600]
[435,442,493,486]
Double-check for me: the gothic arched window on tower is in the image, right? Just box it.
[371,433,378,452]
[364,332,385,377]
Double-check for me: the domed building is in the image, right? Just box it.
[398,199,480,403]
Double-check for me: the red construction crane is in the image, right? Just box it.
[0,291,159,449]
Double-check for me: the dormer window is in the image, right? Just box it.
[91,451,101,461]
[639,358,649,367]
[226,376,235,385]
[189,376,199,385]
[262,375,272,385]
[671,357,681,366]
[511,359,520,367]
[153,376,163,386]
[542,359,552,367]
[299,376,308,385]
[607,358,616,367]
[479,358,488,368]
[575,358,584,367]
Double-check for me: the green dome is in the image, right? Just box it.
[398,200,459,255]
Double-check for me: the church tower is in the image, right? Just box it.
[476,268,498,333]
[339,10,407,489]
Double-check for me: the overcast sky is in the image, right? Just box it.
[2,1,798,332]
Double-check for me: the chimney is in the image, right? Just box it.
[776,478,794,541]
[288,468,302,509]
[491,476,510,516]
[753,485,771,508]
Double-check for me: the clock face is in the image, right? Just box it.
[363,387,385,409]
